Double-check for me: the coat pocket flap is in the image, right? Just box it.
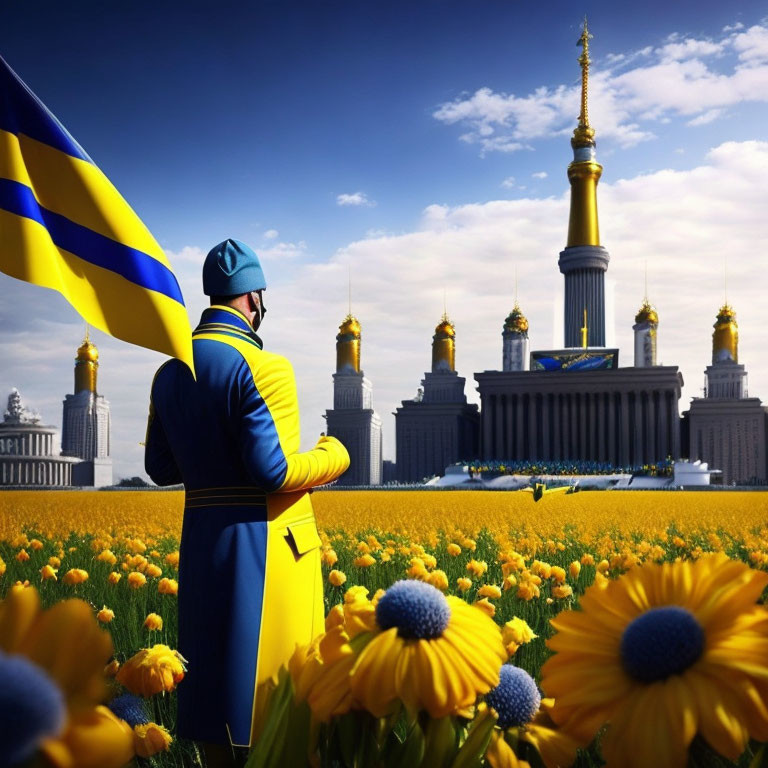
[287,521,322,556]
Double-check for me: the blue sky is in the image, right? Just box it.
[1,1,768,479]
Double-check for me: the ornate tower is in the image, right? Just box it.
[558,18,610,348]
[62,331,112,486]
[633,299,658,367]
[325,313,382,485]
[705,303,745,399]
[432,313,456,372]
[395,313,479,482]
[502,303,529,371]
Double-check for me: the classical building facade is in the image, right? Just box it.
[0,389,80,486]
[395,314,479,482]
[62,332,112,487]
[324,314,382,485]
[684,305,768,485]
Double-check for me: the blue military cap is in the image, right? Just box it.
[202,239,267,296]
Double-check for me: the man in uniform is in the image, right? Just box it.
[144,239,350,767]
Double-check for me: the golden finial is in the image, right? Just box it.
[573,17,596,146]
[580,307,588,348]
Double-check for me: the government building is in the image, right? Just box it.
[324,313,383,485]
[0,333,112,487]
[474,21,682,468]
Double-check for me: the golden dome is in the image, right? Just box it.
[713,302,738,364]
[634,299,658,326]
[715,303,736,323]
[76,337,99,362]
[504,304,529,333]
[434,313,455,337]
[338,314,361,337]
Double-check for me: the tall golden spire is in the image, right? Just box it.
[713,303,738,364]
[336,314,361,373]
[75,327,99,393]
[432,311,456,372]
[566,17,602,248]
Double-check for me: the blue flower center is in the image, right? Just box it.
[620,606,704,683]
[485,664,541,728]
[0,651,66,766]
[108,693,150,727]
[375,580,451,639]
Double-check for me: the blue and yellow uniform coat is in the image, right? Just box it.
[145,306,349,747]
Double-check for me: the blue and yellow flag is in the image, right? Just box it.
[0,55,193,372]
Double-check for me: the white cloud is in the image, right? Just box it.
[501,176,516,188]
[532,171,548,179]
[433,20,768,152]
[264,229,279,239]
[687,108,723,126]
[337,191,376,207]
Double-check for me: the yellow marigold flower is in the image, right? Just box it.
[343,598,377,638]
[552,584,573,599]
[477,584,502,600]
[344,585,369,604]
[456,577,472,592]
[68,547,77,553]
[97,606,115,623]
[502,574,517,591]
[105,659,120,677]
[29,538,43,551]
[422,553,437,570]
[569,561,581,580]
[134,722,173,757]
[466,559,488,578]
[516,582,539,601]
[164,551,180,568]
[143,613,163,631]
[356,541,371,554]
[144,564,162,578]
[16,548,30,562]
[371,588,386,606]
[158,577,178,595]
[474,597,496,617]
[321,548,338,567]
[96,549,117,565]
[353,553,376,568]
[672,535,686,548]
[542,553,768,768]
[12,580,30,590]
[531,560,552,579]
[116,644,187,696]
[379,551,391,563]
[446,543,462,556]
[11,533,29,548]
[40,565,58,581]
[349,581,507,718]
[550,566,566,584]
[596,559,610,574]
[63,568,89,585]
[48,556,61,568]
[502,617,537,654]
[580,553,595,566]
[0,556,5,577]
[329,569,347,587]
[427,569,449,591]
[108,572,122,585]
[127,538,147,554]
[127,572,147,589]
[461,537,477,551]
[406,557,428,580]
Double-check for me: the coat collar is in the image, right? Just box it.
[196,305,263,348]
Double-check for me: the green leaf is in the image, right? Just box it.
[245,669,295,768]
[424,716,459,767]
[449,707,498,768]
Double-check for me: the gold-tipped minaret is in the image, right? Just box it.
[713,303,738,364]
[567,17,602,247]
[336,314,361,373]
[634,298,659,327]
[75,328,99,393]
[432,313,456,372]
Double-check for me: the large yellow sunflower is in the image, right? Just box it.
[348,579,506,718]
[540,553,768,767]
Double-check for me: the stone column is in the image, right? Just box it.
[482,396,493,460]
[541,394,550,459]
[632,392,642,466]
[563,394,571,459]
[506,394,514,461]
[669,391,680,459]
[516,395,524,458]
[528,394,537,459]
[645,392,655,464]
[553,394,561,460]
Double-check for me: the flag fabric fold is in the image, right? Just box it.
[0,55,194,373]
